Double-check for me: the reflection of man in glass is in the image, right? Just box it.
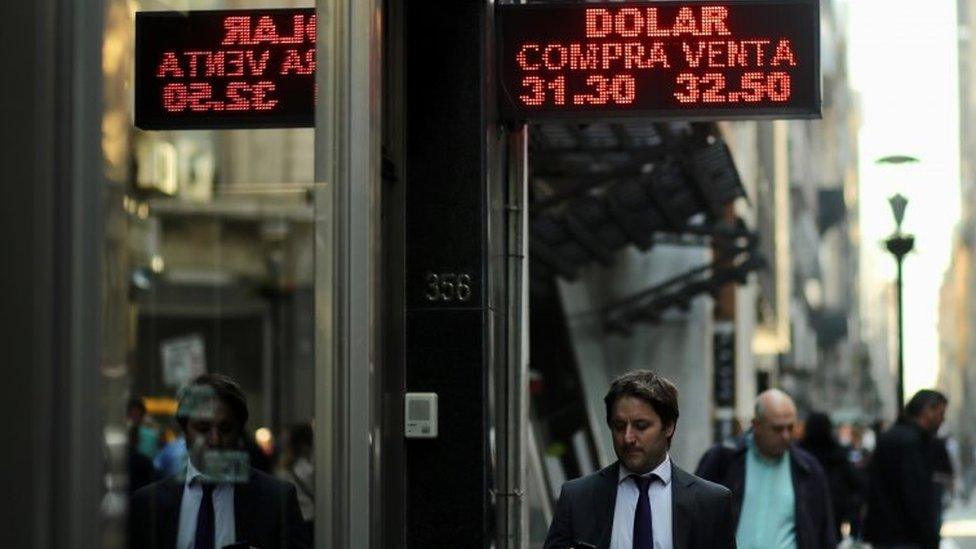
[129,373,310,549]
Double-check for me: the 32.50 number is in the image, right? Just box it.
[673,71,791,104]
[161,81,278,113]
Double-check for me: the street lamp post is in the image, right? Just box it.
[885,194,914,412]
[876,154,919,413]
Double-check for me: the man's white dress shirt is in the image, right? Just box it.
[610,455,673,549]
[177,460,236,549]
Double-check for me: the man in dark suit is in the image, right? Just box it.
[129,373,310,549]
[863,389,948,549]
[544,370,736,549]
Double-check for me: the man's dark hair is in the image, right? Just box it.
[288,423,313,454]
[801,411,837,450]
[604,370,679,433]
[126,396,146,416]
[904,389,947,419]
[176,373,249,431]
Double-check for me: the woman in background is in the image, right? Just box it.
[277,422,315,536]
[800,411,864,544]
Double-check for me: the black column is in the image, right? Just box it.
[404,0,494,546]
[1,1,103,547]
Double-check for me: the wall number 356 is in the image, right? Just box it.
[424,272,473,303]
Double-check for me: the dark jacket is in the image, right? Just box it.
[695,437,836,549]
[129,467,311,549]
[543,461,736,549]
[863,420,940,549]
[798,440,864,543]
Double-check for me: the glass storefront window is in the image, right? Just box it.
[100,1,319,546]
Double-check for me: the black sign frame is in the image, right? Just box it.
[496,0,821,122]
[135,8,316,130]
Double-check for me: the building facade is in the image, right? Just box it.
[3,1,882,548]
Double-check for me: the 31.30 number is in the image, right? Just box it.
[519,74,636,107]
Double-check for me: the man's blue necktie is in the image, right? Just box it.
[631,474,655,549]
[195,483,215,549]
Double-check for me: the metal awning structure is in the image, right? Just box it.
[602,229,765,334]
[528,121,765,331]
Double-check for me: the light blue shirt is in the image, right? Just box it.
[154,436,188,477]
[177,460,236,549]
[610,455,673,549]
[736,440,797,549]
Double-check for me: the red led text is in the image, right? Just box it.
[501,1,815,116]
[162,81,279,112]
[673,72,791,104]
[221,14,316,46]
[585,7,732,38]
[150,13,316,117]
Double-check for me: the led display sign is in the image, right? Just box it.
[136,9,315,130]
[497,1,820,121]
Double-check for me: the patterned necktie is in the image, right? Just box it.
[194,483,215,549]
[631,474,656,549]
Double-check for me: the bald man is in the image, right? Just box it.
[695,390,835,549]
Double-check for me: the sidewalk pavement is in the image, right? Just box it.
[940,498,976,549]
[836,498,976,549]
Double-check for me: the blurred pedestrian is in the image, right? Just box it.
[863,389,947,549]
[126,396,160,460]
[960,435,975,502]
[154,425,188,478]
[847,424,872,468]
[243,430,274,473]
[126,397,157,493]
[544,370,736,548]
[845,424,872,541]
[799,412,863,544]
[696,389,836,549]
[276,423,314,535]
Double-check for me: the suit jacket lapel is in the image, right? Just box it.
[595,462,620,549]
[158,476,184,549]
[234,470,257,544]
[670,466,696,549]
